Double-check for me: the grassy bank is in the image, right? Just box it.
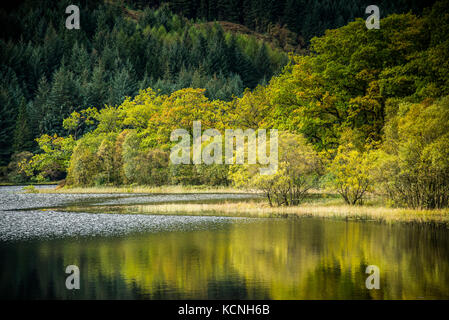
[0,181,58,186]
[31,185,449,226]
[37,185,256,194]
[56,192,449,226]
[118,201,449,226]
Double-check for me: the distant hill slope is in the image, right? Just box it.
[119,3,304,53]
[124,0,437,43]
[201,21,305,53]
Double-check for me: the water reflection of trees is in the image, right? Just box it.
[1,219,449,299]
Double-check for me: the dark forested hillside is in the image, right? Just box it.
[126,0,437,41]
[0,0,287,166]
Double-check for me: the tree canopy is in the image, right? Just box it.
[3,0,449,208]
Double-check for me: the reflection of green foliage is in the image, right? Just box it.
[2,219,449,299]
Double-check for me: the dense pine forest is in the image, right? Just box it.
[0,0,288,167]
[2,0,449,209]
[128,0,436,41]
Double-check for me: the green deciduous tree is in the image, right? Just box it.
[375,97,449,209]
[20,134,76,182]
[327,142,377,205]
[231,132,323,206]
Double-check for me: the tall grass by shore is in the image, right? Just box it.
[32,185,449,226]
[60,198,449,226]
[37,185,257,194]
[0,182,58,186]
[121,201,449,225]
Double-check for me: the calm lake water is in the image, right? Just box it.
[1,186,449,299]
